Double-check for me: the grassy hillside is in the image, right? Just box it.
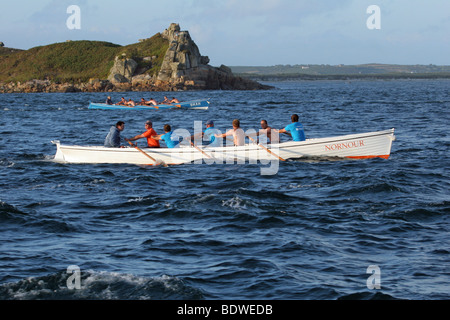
[0,47,23,56]
[0,33,169,83]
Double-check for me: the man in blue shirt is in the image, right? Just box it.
[186,120,221,147]
[104,121,125,147]
[153,124,179,148]
[203,120,221,147]
[277,114,306,141]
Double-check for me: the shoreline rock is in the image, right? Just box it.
[0,76,272,93]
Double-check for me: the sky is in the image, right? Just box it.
[0,0,449,66]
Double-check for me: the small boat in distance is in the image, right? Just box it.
[88,99,210,110]
[51,129,395,166]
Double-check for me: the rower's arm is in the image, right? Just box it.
[152,134,164,140]
[125,134,145,141]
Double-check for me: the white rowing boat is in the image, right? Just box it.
[51,129,395,165]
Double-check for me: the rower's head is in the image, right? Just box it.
[116,121,125,131]
[164,124,171,133]
[145,120,153,128]
[206,120,214,128]
[232,119,240,129]
[260,119,268,129]
[291,114,299,123]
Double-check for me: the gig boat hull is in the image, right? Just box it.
[88,99,210,110]
[52,129,395,165]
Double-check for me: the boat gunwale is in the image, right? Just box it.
[276,128,394,150]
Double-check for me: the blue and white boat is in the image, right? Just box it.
[88,99,210,110]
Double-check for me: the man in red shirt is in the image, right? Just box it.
[125,120,160,148]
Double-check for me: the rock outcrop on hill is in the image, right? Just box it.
[108,55,138,84]
[155,23,270,90]
[0,23,271,93]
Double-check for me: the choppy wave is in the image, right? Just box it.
[0,201,28,224]
[0,271,203,300]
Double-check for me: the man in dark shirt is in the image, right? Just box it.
[104,121,125,147]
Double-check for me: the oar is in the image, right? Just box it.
[190,141,212,159]
[127,140,167,167]
[247,136,286,161]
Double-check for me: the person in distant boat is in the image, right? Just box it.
[117,97,127,106]
[106,96,113,105]
[146,98,158,106]
[247,119,279,144]
[276,114,306,141]
[137,98,148,106]
[125,120,160,148]
[160,96,171,104]
[187,120,221,148]
[152,124,180,148]
[126,99,136,107]
[215,119,245,146]
[104,121,125,148]
[170,97,180,103]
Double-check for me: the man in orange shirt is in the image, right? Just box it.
[125,120,160,148]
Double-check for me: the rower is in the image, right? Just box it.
[104,121,125,148]
[160,96,170,104]
[247,119,279,144]
[187,120,221,147]
[137,98,148,106]
[152,124,180,148]
[215,119,245,146]
[146,98,158,106]
[125,120,160,148]
[276,114,306,141]
[116,97,127,106]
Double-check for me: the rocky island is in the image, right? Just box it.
[0,23,271,93]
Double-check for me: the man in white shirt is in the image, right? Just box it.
[216,119,245,146]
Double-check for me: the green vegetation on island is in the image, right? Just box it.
[0,33,169,83]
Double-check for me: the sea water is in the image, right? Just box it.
[0,80,448,300]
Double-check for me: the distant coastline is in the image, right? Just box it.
[231,64,450,81]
